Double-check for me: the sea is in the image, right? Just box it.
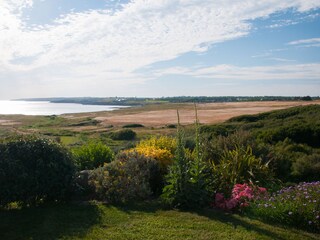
[0,100,128,116]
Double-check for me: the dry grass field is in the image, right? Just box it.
[91,101,320,127]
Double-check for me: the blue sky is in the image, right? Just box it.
[0,0,319,99]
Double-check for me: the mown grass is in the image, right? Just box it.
[0,201,319,240]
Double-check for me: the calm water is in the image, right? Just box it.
[0,100,128,115]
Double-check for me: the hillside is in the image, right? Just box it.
[201,105,320,182]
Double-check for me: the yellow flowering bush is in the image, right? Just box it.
[133,136,177,169]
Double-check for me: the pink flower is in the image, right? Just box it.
[212,183,268,211]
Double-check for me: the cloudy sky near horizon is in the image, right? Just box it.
[0,0,320,99]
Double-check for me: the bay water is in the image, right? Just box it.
[0,100,128,115]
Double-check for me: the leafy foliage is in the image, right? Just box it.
[202,105,320,184]
[88,151,161,203]
[187,106,210,207]
[72,142,114,170]
[268,140,320,182]
[162,108,210,208]
[0,136,75,206]
[162,111,190,207]
[211,146,272,195]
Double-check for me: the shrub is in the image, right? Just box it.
[292,153,320,182]
[211,146,272,196]
[110,129,136,140]
[247,182,320,232]
[133,136,176,169]
[268,140,320,182]
[72,142,114,170]
[88,151,161,203]
[202,130,259,165]
[0,136,75,206]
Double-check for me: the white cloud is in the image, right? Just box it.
[0,0,320,98]
[153,63,320,80]
[288,38,320,47]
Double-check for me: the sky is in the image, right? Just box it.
[0,0,320,99]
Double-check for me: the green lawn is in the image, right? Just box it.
[0,201,318,240]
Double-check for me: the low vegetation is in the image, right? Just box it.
[1,104,320,238]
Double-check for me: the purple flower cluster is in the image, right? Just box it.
[250,181,320,232]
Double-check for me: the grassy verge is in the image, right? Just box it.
[0,201,319,240]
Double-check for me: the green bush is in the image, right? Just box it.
[292,153,320,182]
[88,151,161,203]
[110,129,136,140]
[211,146,272,196]
[258,123,320,147]
[72,142,114,170]
[267,140,320,182]
[0,136,75,206]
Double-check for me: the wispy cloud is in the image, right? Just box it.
[288,37,320,47]
[152,63,320,80]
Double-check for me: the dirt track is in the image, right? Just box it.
[94,101,320,127]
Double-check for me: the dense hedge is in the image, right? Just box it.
[0,136,75,206]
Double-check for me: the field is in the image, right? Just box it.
[1,201,319,240]
[1,100,319,133]
[93,101,320,127]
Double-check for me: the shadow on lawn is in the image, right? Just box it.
[111,201,318,240]
[193,208,318,240]
[0,202,102,240]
